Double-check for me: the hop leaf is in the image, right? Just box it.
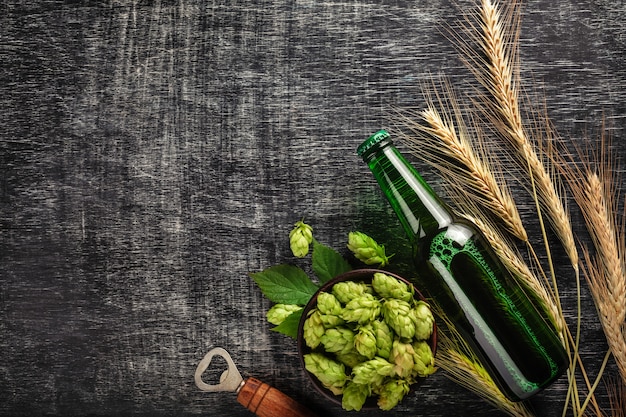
[304,353,347,395]
[289,220,313,258]
[372,272,413,303]
[250,264,318,305]
[320,327,355,355]
[351,357,395,387]
[332,281,372,304]
[371,319,393,359]
[382,299,416,339]
[412,340,436,377]
[355,323,378,359]
[303,309,325,349]
[312,241,352,284]
[377,378,410,411]
[411,301,435,340]
[347,231,392,267]
[390,338,415,378]
[266,304,303,325]
[342,382,370,411]
[342,293,381,324]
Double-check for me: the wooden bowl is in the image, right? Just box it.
[296,269,437,410]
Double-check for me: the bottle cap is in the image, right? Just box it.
[357,130,392,157]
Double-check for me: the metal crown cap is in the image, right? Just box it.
[357,130,391,157]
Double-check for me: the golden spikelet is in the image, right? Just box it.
[396,81,527,242]
[457,0,579,268]
[434,312,535,417]
[563,141,626,384]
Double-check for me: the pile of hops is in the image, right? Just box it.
[302,272,436,411]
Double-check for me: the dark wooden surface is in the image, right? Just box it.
[1,1,625,416]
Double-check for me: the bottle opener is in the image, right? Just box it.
[195,347,319,417]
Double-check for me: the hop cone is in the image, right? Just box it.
[372,272,413,303]
[320,327,355,355]
[317,292,343,315]
[411,301,434,340]
[289,220,313,258]
[319,313,344,328]
[266,304,302,325]
[336,350,368,369]
[371,319,393,359]
[332,281,371,304]
[377,379,410,411]
[351,357,395,387]
[390,338,415,378]
[303,309,325,349]
[412,341,436,377]
[342,381,370,411]
[355,324,377,359]
[347,231,391,267]
[304,353,347,395]
[342,293,381,324]
[382,299,416,339]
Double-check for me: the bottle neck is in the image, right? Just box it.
[361,135,453,240]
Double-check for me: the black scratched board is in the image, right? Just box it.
[1,0,625,416]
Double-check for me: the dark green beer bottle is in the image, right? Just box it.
[357,130,567,401]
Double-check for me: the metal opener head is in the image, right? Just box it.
[195,347,244,392]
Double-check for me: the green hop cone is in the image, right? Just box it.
[332,281,372,304]
[342,293,381,324]
[377,378,410,411]
[303,309,325,349]
[336,350,369,369]
[390,338,416,378]
[371,319,393,359]
[317,292,345,327]
[355,323,377,359]
[304,353,347,395]
[266,304,302,325]
[342,382,370,411]
[411,301,435,340]
[351,357,395,387]
[316,292,343,315]
[382,299,416,339]
[320,327,355,355]
[347,231,392,267]
[289,220,313,258]
[372,272,413,303]
[319,313,345,328]
[412,340,436,377]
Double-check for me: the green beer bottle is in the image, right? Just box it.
[357,130,567,401]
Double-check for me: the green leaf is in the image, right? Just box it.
[312,240,352,284]
[271,308,303,339]
[251,264,318,305]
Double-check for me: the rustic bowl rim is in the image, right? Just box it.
[296,268,438,409]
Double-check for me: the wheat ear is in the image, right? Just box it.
[461,0,579,267]
[576,172,626,382]
[434,310,535,417]
[396,84,527,242]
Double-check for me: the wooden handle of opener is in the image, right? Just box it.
[237,377,319,417]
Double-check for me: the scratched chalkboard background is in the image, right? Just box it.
[1,1,626,416]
